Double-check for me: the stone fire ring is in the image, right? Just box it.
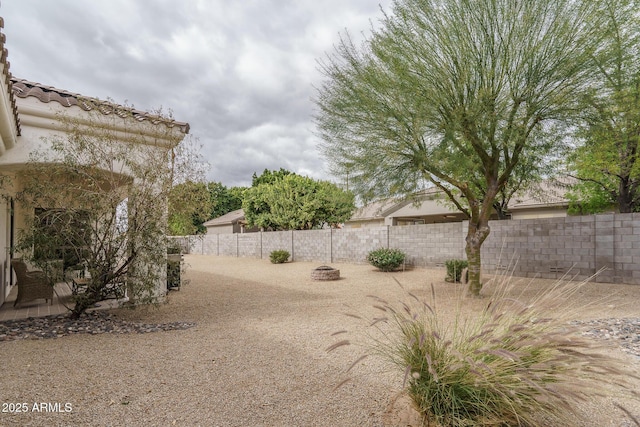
[311,265,340,281]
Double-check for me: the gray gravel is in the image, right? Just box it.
[2,313,638,360]
[0,311,196,341]
[0,255,638,427]
[573,318,640,359]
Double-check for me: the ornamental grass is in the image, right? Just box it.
[329,272,638,426]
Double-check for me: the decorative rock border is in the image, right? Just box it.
[311,266,340,281]
[0,311,196,341]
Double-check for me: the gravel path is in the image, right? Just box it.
[0,255,638,426]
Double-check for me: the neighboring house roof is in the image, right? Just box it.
[350,199,398,222]
[508,179,573,210]
[203,209,246,227]
[349,188,447,222]
[11,78,190,134]
[348,180,571,223]
[385,197,463,218]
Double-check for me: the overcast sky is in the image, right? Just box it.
[1,0,392,187]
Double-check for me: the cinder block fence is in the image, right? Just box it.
[173,213,640,285]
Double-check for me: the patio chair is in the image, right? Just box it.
[11,258,54,307]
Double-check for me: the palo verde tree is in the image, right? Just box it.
[315,0,604,295]
[567,0,640,214]
[243,172,355,230]
[11,105,188,318]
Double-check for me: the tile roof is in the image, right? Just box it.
[350,180,572,221]
[11,78,190,134]
[203,209,246,226]
[0,17,21,136]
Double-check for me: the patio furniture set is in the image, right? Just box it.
[9,258,124,308]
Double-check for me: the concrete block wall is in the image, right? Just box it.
[482,216,596,281]
[331,226,388,263]
[613,213,640,284]
[202,234,218,255]
[391,223,465,267]
[218,234,238,257]
[293,229,331,262]
[189,212,640,285]
[481,213,640,284]
[594,214,615,283]
[261,231,293,259]
[238,233,261,258]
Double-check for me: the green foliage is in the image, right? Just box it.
[269,250,290,264]
[367,248,406,272]
[168,181,212,235]
[331,278,635,426]
[314,0,605,295]
[167,257,181,289]
[207,182,246,220]
[445,259,468,283]
[566,181,616,215]
[252,168,294,186]
[243,174,355,230]
[567,0,640,214]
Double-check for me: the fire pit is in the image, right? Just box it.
[311,265,340,281]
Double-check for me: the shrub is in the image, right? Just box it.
[269,250,290,264]
[367,248,406,272]
[329,276,636,426]
[445,259,468,282]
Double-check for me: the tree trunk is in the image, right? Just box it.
[618,176,634,213]
[465,219,491,296]
[70,287,99,319]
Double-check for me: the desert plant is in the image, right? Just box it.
[329,275,637,426]
[367,248,406,272]
[269,250,290,264]
[445,259,468,283]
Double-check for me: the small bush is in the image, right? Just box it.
[269,250,290,264]
[445,259,468,282]
[367,248,406,272]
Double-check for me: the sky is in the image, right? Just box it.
[1,0,393,187]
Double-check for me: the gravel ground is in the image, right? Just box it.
[0,255,639,427]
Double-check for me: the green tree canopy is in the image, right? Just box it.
[168,181,212,235]
[567,0,640,214]
[207,182,246,220]
[315,0,604,294]
[251,168,294,186]
[242,174,355,230]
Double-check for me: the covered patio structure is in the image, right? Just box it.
[0,19,189,313]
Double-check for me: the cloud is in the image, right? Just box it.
[1,0,391,187]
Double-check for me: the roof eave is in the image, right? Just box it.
[11,78,190,135]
